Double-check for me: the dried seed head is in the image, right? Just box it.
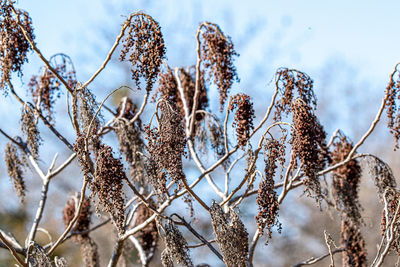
[255,139,284,242]
[0,2,34,91]
[162,222,193,267]
[62,196,92,242]
[380,189,400,255]
[291,99,329,198]
[341,219,367,267]
[145,101,187,186]
[120,13,166,91]
[116,97,138,121]
[28,242,52,267]
[21,104,41,159]
[29,54,76,121]
[5,142,26,201]
[92,145,126,232]
[274,68,317,121]
[132,203,158,253]
[80,237,100,267]
[331,136,363,225]
[161,249,174,267]
[367,157,397,201]
[201,23,238,110]
[210,203,249,267]
[229,94,255,147]
[385,64,400,149]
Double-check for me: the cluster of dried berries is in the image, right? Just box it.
[161,222,193,267]
[29,54,76,121]
[5,142,26,201]
[367,157,397,201]
[0,2,34,90]
[62,196,99,267]
[201,23,238,110]
[120,14,166,91]
[255,139,284,242]
[291,100,329,198]
[385,64,400,148]
[273,68,317,121]
[115,120,145,184]
[229,94,255,147]
[210,203,249,267]
[28,243,52,267]
[381,190,400,255]
[331,136,363,225]
[132,203,158,254]
[21,104,41,159]
[93,145,126,232]
[341,220,367,267]
[145,101,187,188]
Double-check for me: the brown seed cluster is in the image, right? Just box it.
[385,64,400,148]
[210,203,249,267]
[255,139,284,242]
[29,54,76,121]
[274,68,316,121]
[161,222,193,267]
[341,220,367,267]
[28,243,52,267]
[80,237,100,267]
[132,203,158,254]
[201,24,238,110]
[21,104,41,159]
[367,157,397,201]
[62,196,92,241]
[291,100,329,198]
[229,94,255,147]
[116,97,138,121]
[93,145,126,232]
[145,101,187,188]
[120,14,166,91]
[381,190,400,255]
[0,2,34,91]
[5,142,26,201]
[331,136,363,225]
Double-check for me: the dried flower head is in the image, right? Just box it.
[21,104,41,159]
[93,145,126,232]
[62,196,92,242]
[120,13,166,91]
[384,63,400,149]
[380,189,400,255]
[331,136,363,225]
[0,2,34,90]
[200,23,238,110]
[145,101,187,186]
[80,237,100,267]
[132,203,158,254]
[341,219,367,267]
[5,142,26,201]
[255,139,284,242]
[162,222,193,267]
[274,68,317,121]
[291,99,329,198]
[210,203,249,267]
[367,157,397,202]
[29,54,76,121]
[28,242,52,267]
[229,94,255,147]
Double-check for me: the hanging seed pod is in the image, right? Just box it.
[5,142,27,201]
[229,94,255,147]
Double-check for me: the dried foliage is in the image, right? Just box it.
[341,219,367,267]
[229,93,255,147]
[331,136,363,225]
[380,189,400,255]
[145,101,187,187]
[62,196,92,241]
[162,222,193,267]
[132,203,158,254]
[21,104,41,159]
[93,145,126,232]
[385,64,400,148]
[120,14,166,91]
[4,142,26,201]
[291,99,329,198]
[255,139,284,242]
[368,157,397,201]
[274,68,317,121]
[0,2,34,90]
[210,203,249,267]
[201,23,238,109]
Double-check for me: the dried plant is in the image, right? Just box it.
[21,104,41,159]
[384,64,400,148]
[161,222,193,267]
[0,2,34,90]
[4,142,26,201]
[210,203,249,267]
[341,219,367,267]
[120,13,166,91]
[229,93,255,147]
[132,203,158,254]
[367,157,397,201]
[200,23,238,110]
